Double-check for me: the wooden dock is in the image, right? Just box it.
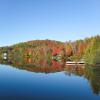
[66,61,85,65]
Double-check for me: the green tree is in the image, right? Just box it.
[84,36,100,65]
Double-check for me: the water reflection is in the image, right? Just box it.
[65,64,100,95]
[0,57,100,95]
[64,64,85,76]
[85,66,100,95]
[0,57,65,73]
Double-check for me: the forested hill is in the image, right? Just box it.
[65,35,100,65]
[0,35,100,65]
[0,40,66,63]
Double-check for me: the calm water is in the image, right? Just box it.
[0,63,100,100]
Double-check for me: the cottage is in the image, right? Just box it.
[3,52,8,60]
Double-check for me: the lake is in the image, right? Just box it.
[0,61,100,100]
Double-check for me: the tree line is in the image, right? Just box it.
[0,35,100,66]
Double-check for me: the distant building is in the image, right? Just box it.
[3,52,8,60]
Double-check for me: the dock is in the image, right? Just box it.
[66,61,85,65]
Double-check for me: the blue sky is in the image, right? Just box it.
[0,0,100,46]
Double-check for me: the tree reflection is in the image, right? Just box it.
[85,65,100,95]
[0,56,65,73]
[0,57,100,95]
[64,64,85,76]
[64,64,100,95]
